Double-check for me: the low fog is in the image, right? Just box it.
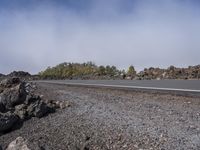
[0,0,200,74]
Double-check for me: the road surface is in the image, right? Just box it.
[36,80,200,94]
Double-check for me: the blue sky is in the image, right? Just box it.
[0,0,200,74]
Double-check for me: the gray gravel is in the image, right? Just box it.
[1,82,200,150]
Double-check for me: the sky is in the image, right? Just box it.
[0,0,200,74]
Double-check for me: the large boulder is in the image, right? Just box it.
[27,100,53,118]
[6,137,30,150]
[14,95,55,119]
[0,112,19,132]
[0,83,27,112]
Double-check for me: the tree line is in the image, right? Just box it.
[39,62,136,79]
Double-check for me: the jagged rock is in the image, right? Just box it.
[27,100,53,118]
[0,77,56,119]
[6,137,30,150]
[0,112,19,132]
[7,71,31,78]
[14,104,27,120]
[0,78,21,88]
[0,83,27,112]
[0,77,62,134]
[25,94,40,105]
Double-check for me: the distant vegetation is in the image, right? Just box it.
[38,62,133,79]
[1,63,200,80]
[39,62,200,80]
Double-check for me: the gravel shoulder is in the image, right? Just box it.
[1,82,200,150]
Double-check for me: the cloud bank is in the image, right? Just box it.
[0,0,200,74]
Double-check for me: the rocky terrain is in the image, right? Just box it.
[0,78,69,149]
[0,82,200,149]
[138,65,200,80]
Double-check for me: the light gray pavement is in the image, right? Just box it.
[36,80,200,93]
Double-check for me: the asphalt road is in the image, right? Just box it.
[36,80,200,93]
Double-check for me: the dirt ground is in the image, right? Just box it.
[1,82,200,150]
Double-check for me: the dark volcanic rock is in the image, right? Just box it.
[138,65,200,80]
[0,83,27,112]
[14,104,28,120]
[27,100,53,118]
[0,77,58,133]
[25,94,40,105]
[0,112,19,132]
[7,71,31,78]
[0,78,21,88]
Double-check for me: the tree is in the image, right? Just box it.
[127,65,136,78]
[98,66,106,75]
[39,62,122,79]
[105,65,118,77]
